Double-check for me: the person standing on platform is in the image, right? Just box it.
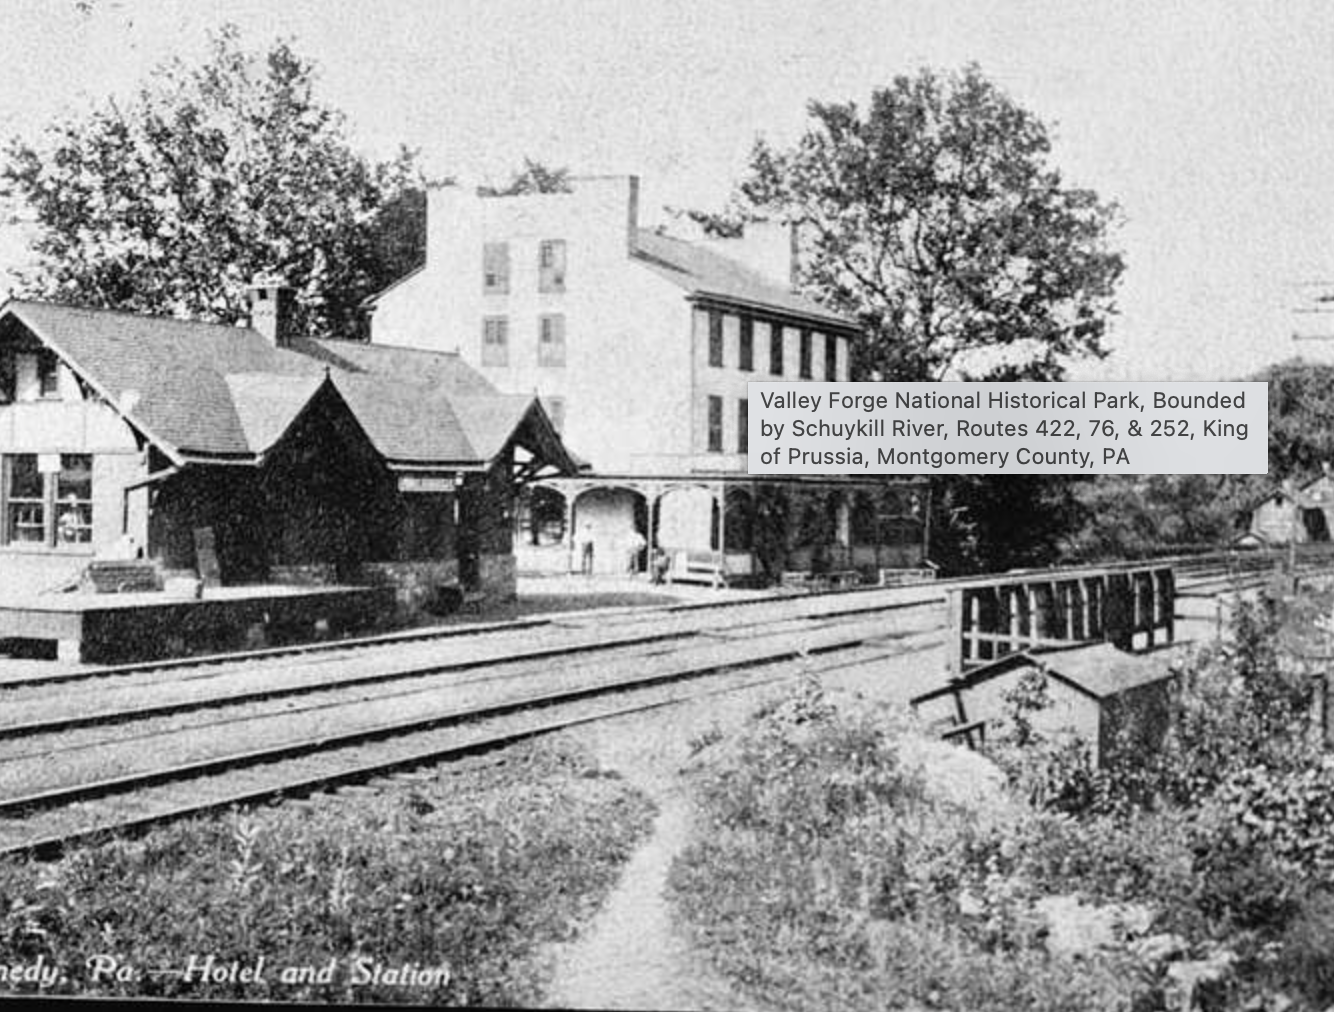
[625,530,646,574]
[577,521,595,575]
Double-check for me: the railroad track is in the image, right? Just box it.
[0,593,943,857]
[3,544,1333,859]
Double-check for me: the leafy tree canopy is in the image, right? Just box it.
[702,64,1125,382]
[477,159,572,197]
[0,25,428,339]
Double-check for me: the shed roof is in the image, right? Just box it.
[1036,643,1177,700]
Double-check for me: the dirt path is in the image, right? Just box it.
[541,698,775,1012]
[541,647,948,1011]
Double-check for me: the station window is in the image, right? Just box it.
[483,242,510,294]
[56,454,93,544]
[538,314,566,367]
[707,395,723,452]
[482,316,509,367]
[38,350,60,398]
[825,334,838,382]
[538,240,567,292]
[738,399,748,454]
[769,323,784,376]
[5,454,45,544]
[799,329,812,379]
[1,453,92,548]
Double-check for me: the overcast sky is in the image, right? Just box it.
[2,0,1333,380]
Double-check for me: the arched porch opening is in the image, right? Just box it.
[572,486,648,575]
[512,484,570,574]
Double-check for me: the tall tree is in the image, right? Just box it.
[712,64,1124,382]
[0,25,426,339]
[478,159,572,197]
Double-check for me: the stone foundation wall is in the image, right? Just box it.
[357,559,460,622]
[269,563,337,586]
[477,553,517,602]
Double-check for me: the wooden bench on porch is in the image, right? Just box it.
[780,569,862,593]
[669,550,728,587]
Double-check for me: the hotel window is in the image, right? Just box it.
[482,316,509,366]
[483,242,510,294]
[799,329,812,379]
[538,314,566,367]
[538,240,567,292]
[38,350,60,398]
[738,399,748,454]
[708,310,723,367]
[5,454,45,544]
[707,395,723,452]
[769,323,783,376]
[739,317,753,372]
[824,334,838,382]
[542,396,566,434]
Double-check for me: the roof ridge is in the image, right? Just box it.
[312,336,463,359]
[10,298,257,336]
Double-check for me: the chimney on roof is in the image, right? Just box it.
[245,275,296,348]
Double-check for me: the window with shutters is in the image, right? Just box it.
[538,240,567,292]
[707,395,723,452]
[482,316,509,366]
[538,314,566,366]
[483,242,510,293]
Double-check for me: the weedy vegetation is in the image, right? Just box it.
[671,592,1334,1012]
[0,737,654,1004]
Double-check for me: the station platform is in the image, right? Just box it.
[0,583,395,664]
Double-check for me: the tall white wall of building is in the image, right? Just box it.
[371,176,695,473]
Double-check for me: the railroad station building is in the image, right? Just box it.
[363,175,930,584]
[0,285,575,614]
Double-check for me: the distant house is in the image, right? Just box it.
[1246,468,1334,544]
[912,643,1176,766]
[0,281,574,608]
[363,175,930,584]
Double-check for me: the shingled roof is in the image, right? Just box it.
[0,300,575,473]
[632,229,855,330]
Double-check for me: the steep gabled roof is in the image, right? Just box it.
[295,337,495,397]
[632,229,855,330]
[0,300,577,474]
[3,300,322,459]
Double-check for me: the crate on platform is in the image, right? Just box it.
[79,560,164,594]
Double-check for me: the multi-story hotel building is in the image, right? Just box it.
[365,175,928,582]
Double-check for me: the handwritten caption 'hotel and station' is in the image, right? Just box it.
[747,383,1268,475]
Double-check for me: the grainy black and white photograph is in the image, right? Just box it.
[1,2,1333,1009]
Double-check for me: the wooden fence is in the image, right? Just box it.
[946,565,1174,675]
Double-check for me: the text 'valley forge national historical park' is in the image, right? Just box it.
[746,383,1268,476]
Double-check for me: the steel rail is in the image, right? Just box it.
[0,638,938,858]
